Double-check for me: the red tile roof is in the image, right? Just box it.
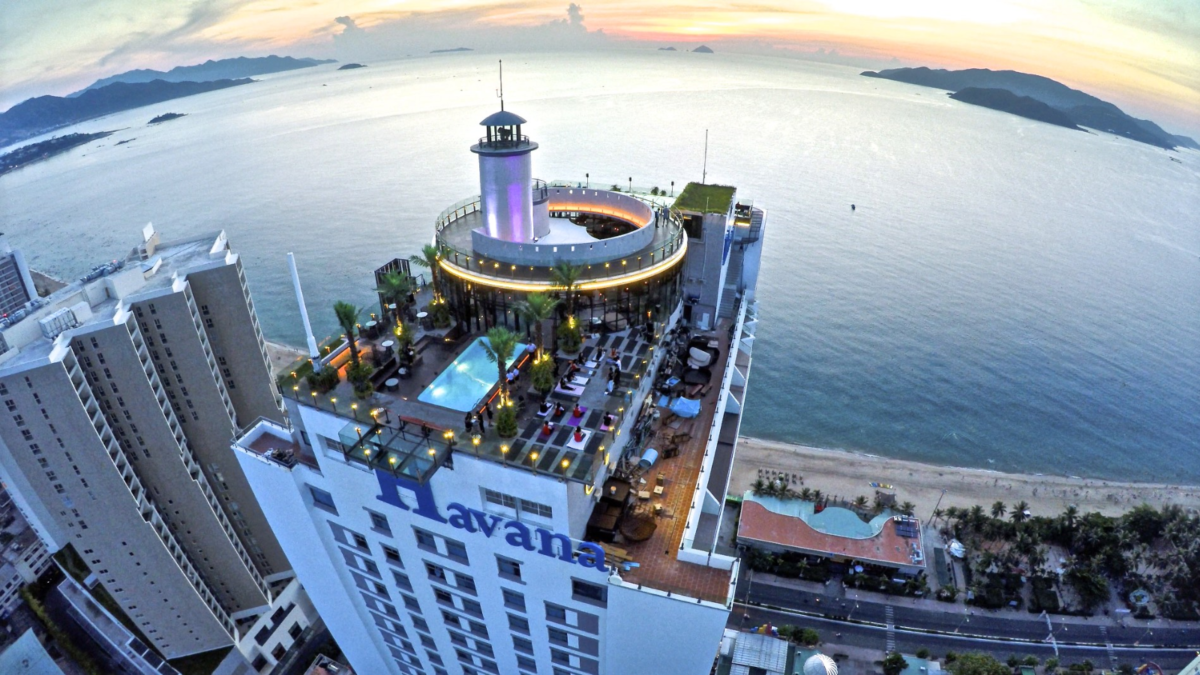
[737,501,924,569]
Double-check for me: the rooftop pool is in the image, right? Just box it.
[417,336,529,412]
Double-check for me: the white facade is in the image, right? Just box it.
[235,400,733,675]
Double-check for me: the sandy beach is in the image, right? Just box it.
[265,340,306,378]
[732,437,1200,519]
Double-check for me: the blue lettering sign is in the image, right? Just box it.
[375,470,606,572]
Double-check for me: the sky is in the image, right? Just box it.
[1,0,1197,136]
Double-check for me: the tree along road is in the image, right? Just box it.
[732,603,1200,671]
[739,577,1199,649]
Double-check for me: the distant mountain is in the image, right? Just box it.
[1,79,252,148]
[430,47,473,54]
[70,55,333,96]
[338,63,367,70]
[658,47,677,51]
[693,45,714,54]
[862,67,1198,150]
[950,88,1081,131]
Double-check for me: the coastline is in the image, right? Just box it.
[732,436,1200,518]
[265,340,306,378]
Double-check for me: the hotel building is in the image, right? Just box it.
[235,105,767,675]
[0,227,317,668]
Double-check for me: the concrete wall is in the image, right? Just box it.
[469,188,658,266]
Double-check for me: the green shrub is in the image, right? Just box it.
[917,648,931,659]
[557,320,582,354]
[496,403,518,438]
[347,361,374,384]
[531,356,555,394]
[306,366,340,393]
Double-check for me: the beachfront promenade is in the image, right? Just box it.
[736,572,1198,663]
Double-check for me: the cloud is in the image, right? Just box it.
[330,4,608,62]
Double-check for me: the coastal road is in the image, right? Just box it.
[732,603,1200,671]
[738,577,1200,650]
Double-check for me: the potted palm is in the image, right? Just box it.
[410,244,452,328]
[516,293,559,395]
[333,301,362,367]
[551,261,583,354]
[481,326,520,437]
[375,271,413,324]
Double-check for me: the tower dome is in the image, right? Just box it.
[804,654,838,675]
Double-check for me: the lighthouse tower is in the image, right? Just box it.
[470,108,550,243]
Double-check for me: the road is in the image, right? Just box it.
[732,603,1200,672]
[736,576,1199,657]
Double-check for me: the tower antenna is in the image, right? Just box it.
[702,129,709,184]
[497,60,504,111]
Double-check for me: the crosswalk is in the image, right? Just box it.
[885,605,896,653]
[1099,626,1117,670]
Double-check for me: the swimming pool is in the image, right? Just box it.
[417,337,530,412]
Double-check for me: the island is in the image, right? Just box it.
[658,46,677,51]
[148,112,186,124]
[862,67,1198,150]
[949,88,1081,131]
[430,47,473,54]
[70,55,335,95]
[337,63,367,70]
[1,78,253,148]
[0,131,114,176]
[692,45,714,53]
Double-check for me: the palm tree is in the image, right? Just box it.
[899,501,916,516]
[811,489,823,503]
[799,487,813,501]
[334,301,362,367]
[515,293,560,357]
[410,244,442,299]
[1012,500,1030,524]
[481,326,519,403]
[551,261,582,317]
[969,505,986,532]
[933,508,945,523]
[376,271,414,323]
[991,501,1007,519]
[853,495,869,510]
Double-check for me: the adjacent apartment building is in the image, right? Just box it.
[0,226,317,669]
[0,234,37,319]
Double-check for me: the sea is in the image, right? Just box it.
[2,51,1197,483]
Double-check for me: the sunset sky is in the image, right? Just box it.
[1,0,1197,135]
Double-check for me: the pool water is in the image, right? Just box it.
[417,337,530,412]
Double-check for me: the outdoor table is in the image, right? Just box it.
[385,378,399,391]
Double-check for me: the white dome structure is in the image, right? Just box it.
[804,654,839,675]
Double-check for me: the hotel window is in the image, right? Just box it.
[411,615,428,632]
[352,533,369,551]
[414,528,437,551]
[517,655,537,672]
[549,628,569,645]
[513,636,533,654]
[401,594,420,612]
[483,489,516,510]
[546,604,566,622]
[462,598,483,617]
[497,557,522,581]
[393,571,412,592]
[551,650,570,665]
[455,572,477,594]
[445,539,469,563]
[308,486,337,514]
[508,614,529,633]
[450,632,468,647]
[425,562,447,582]
[383,545,403,567]
[367,510,391,535]
[421,634,437,649]
[572,579,606,605]
[434,588,453,606]
[503,589,526,612]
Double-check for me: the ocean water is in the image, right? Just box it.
[2,51,1197,482]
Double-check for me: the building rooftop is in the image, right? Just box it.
[0,228,229,371]
[674,183,737,214]
[613,317,736,603]
[0,629,66,675]
[304,654,355,675]
[737,497,925,569]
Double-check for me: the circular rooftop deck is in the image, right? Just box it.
[434,187,686,292]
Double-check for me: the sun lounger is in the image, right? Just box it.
[554,383,585,398]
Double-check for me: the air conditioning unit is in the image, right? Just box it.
[39,307,79,339]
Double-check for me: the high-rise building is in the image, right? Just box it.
[0,234,38,318]
[234,106,766,675]
[0,226,316,667]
